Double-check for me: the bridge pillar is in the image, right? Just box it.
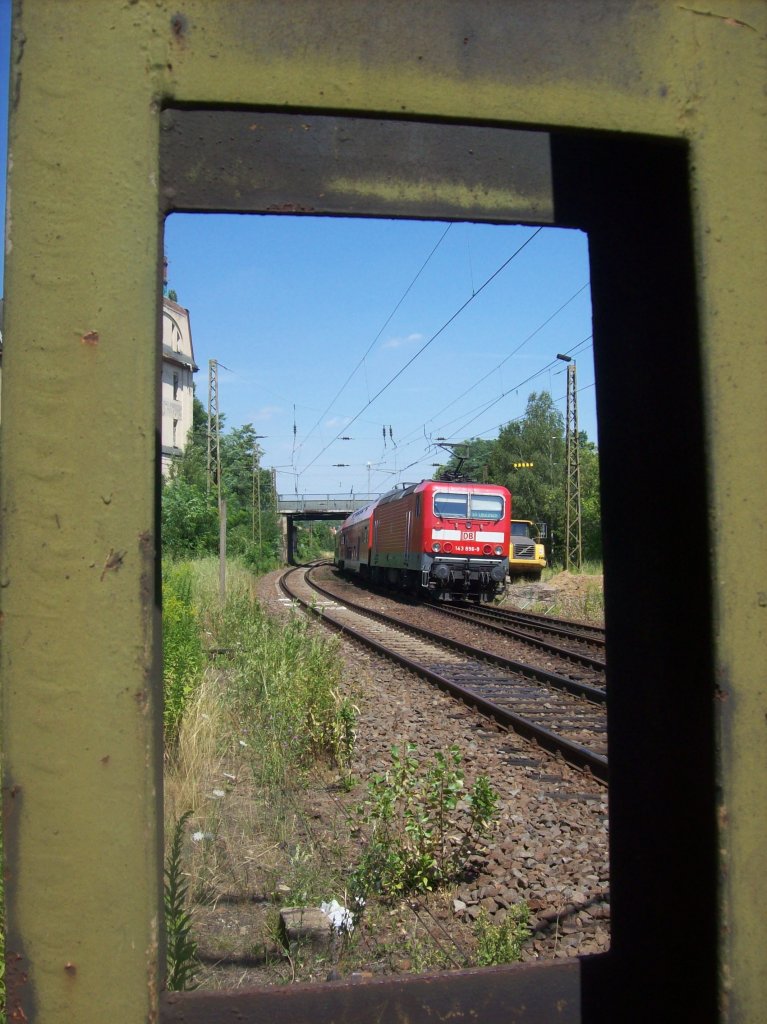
[280,513,289,565]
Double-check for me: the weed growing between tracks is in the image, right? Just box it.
[350,744,498,902]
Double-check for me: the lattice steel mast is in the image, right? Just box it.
[558,355,583,570]
[207,358,221,505]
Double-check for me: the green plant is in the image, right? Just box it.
[474,904,531,965]
[351,744,498,902]
[164,810,199,991]
[213,595,350,786]
[332,692,359,787]
[162,564,204,744]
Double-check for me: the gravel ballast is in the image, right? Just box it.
[254,568,610,967]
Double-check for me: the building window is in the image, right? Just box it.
[173,373,179,399]
[172,419,178,446]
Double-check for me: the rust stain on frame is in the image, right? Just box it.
[100,548,126,581]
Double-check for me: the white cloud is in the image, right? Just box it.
[325,416,351,429]
[252,404,282,421]
[382,332,423,350]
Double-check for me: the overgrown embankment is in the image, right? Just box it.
[161,558,528,989]
[162,558,357,987]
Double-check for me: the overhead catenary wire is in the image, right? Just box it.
[372,335,593,468]
[446,334,593,438]
[295,222,454,455]
[296,226,544,479]
[370,281,592,472]
[398,282,591,446]
[371,338,596,483]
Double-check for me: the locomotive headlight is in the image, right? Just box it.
[494,545,503,555]
[432,542,441,552]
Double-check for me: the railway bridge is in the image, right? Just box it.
[277,493,380,563]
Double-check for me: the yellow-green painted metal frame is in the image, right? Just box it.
[2,2,765,1022]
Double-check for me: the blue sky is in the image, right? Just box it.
[0,3,597,497]
[165,215,596,497]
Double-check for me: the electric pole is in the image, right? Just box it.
[207,359,226,601]
[557,354,583,571]
[251,435,267,555]
[207,358,221,505]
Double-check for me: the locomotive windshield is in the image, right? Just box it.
[433,491,505,521]
[469,493,505,521]
[434,491,468,517]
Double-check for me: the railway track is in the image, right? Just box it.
[280,565,608,783]
[430,601,606,672]
[488,605,606,644]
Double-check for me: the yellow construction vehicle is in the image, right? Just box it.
[508,519,547,580]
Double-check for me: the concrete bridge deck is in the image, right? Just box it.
[276,493,381,561]
[277,493,379,515]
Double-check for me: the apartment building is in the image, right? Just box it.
[161,297,198,475]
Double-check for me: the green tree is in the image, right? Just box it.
[435,438,497,482]
[294,520,342,562]
[438,392,602,566]
[170,395,210,492]
[488,392,567,559]
[161,397,282,571]
[219,423,282,570]
[578,434,602,561]
[162,478,218,555]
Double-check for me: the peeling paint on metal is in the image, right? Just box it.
[100,548,126,580]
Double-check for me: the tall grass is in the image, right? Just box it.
[541,560,603,579]
[214,594,349,786]
[162,562,205,743]
[162,557,355,922]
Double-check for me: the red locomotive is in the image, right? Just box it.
[334,479,511,601]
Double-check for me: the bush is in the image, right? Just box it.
[474,904,531,965]
[351,744,498,901]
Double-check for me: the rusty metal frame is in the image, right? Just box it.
[3,3,766,1023]
[157,115,717,1022]
[159,109,555,222]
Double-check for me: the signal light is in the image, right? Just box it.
[512,461,534,469]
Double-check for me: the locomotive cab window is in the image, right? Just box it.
[433,491,469,518]
[470,493,505,521]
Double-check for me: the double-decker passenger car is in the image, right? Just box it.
[335,479,510,601]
